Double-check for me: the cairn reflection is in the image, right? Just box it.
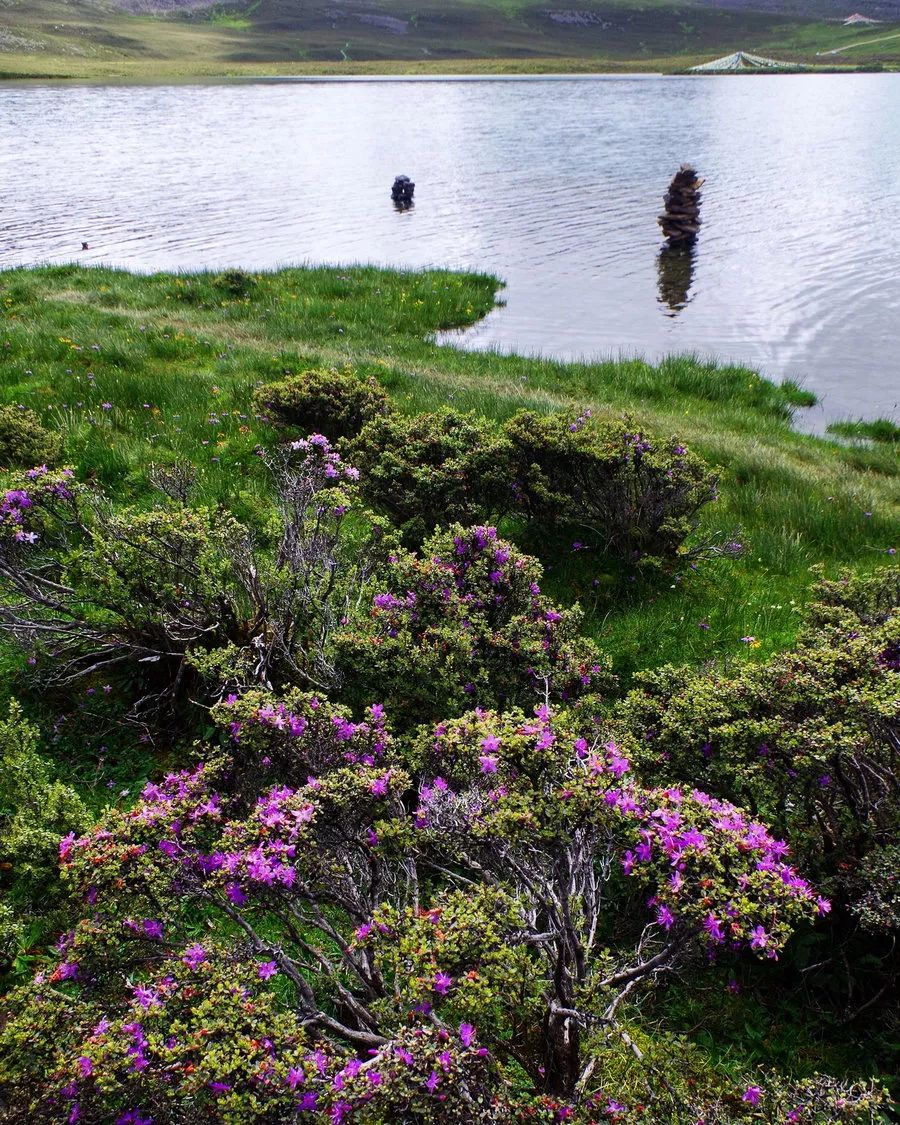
[657,243,696,317]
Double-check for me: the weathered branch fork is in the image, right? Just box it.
[659,165,704,245]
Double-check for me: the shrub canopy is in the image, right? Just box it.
[504,410,718,566]
[0,405,60,470]
[254,366,393,443]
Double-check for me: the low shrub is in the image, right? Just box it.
[615,567,899,898]
[504,409,718,566]
[253,365,392,442]
[211,268,255,298]
[336,524,612,726]
[0,443,382,724]
[0,405,60,470]
[612,567,900,1022]
[346,408,513,545]
[0,702,91,971]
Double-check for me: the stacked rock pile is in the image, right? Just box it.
[658,165,704,245]
[391,176,415,207]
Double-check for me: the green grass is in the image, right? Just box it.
[2,263,897,684]
[1,0,899,79]
[828,417,900,444]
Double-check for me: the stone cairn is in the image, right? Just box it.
[391,175,415,208]
[658,165,704,245]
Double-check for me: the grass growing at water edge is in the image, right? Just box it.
[1,262,896,685]
[827,418,900,444]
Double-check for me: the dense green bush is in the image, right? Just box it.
[212,268,256,298]
[614,568,899,903]
[0,702,91,971]
[346,408,513,545]
[336,524,612,725]
[0,405,60,470]
[504,410,718,565]
[611,568,899,1025]
[253,365,393,442]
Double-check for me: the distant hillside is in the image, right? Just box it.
[690,0,900,20]
[2,0,899,75]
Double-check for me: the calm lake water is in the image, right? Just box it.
[2,75,899,427]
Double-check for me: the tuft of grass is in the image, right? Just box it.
[827,417,900,445]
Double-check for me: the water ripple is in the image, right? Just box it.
[1,75,899,425]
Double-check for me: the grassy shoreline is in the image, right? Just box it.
[0,55,888,82]
[2,263,896,681]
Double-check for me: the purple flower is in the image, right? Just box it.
[749,926,770,951]
[226,882,248,906]
[703,915,725,943]
[133,985,160,1010]
[142,919,164,941]
[369,772,390,797]
[257,961,279,980]
[459,1022,476,1048]
[77,1056,93,1078]
[433,971,453,996]
[742,1085,762,1106]
[182,944,207,970]
[655,904,675,930]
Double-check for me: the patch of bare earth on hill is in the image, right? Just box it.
[544,10,613,25]
[0,29,48,50]
[111,0,220,11]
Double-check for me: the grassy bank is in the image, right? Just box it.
[2,0,899,79]
[2,264,896,682]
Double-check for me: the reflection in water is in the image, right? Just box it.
[656,243,696,317]
[2,76,899,423]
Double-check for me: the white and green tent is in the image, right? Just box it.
[689,51,803,72]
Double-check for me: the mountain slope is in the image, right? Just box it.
[2,0,899,74]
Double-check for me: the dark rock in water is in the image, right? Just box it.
[658,165,704,246]
[391,175,415,208]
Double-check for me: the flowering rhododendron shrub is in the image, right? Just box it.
[335,524,613,726]
[616,569,899,924]
[345,409,514,545]
[209,687,392,796]
[0,693,851,1122]
[610,568,900,1030]
[504,410,718,566]
[253,365,393,443]
[0,443,385,720]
